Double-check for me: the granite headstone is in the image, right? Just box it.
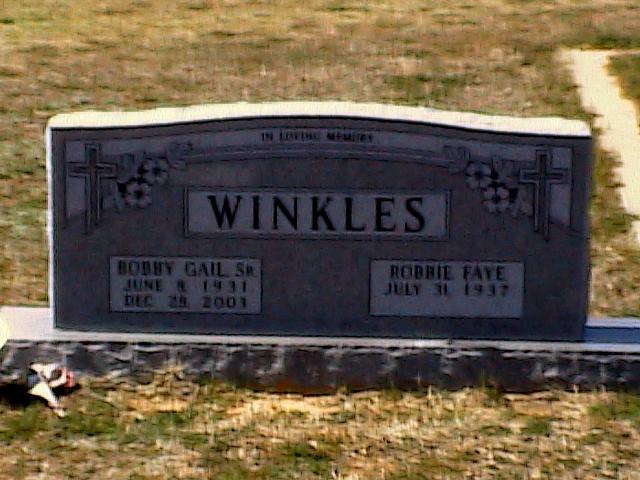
[48,102,592,340]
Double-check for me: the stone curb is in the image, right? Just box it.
[3,340,640,392]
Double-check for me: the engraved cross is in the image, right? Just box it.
[68,144,117,234]
[519,149,568,240]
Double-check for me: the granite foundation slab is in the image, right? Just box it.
[3,306,640,392]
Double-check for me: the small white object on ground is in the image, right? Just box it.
[559,48,640,242]
[27,363,75,417]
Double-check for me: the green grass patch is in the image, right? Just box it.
[585,33,640,50]
[280,441,334,462]
[0,403,49,442]
[521,417,552,436]
[202,458,253,480]
[383,73,471,105]
[479,425,512,436]
[609,54,640,112]
[589,393,640,424]
[258,441,337,478]
[122,409,197,445]
[591,150,634,242]
[59,399,120,437]
[387,456,464,479]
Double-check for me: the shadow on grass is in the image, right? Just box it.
[0,382,81,409]
[0,383,33,408]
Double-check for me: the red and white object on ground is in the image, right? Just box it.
[27,363,76,417]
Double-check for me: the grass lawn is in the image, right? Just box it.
[3,1,640,478]
[1,0,640,314]
[609,53,640,114]
[1,369,640,479]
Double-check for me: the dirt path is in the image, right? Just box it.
[560,49,640,241]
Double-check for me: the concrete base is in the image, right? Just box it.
[3,306,640,392]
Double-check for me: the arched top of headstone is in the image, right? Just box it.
[47,101,591,138]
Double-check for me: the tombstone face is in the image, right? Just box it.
[48,103,592,340]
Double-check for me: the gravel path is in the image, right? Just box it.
[560,49,640,241]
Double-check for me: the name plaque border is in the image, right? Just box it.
[182,186,451,241]
[368,258,526,320]
[108,255,263,315]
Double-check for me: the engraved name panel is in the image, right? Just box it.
[370,260,524,318]
[110,256,261,313]
[185,189,449,239]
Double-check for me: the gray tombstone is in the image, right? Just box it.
[48,102,592,340]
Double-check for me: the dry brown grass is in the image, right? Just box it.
[610,54,640,113]
[589,146,640,316]
[1,0,640,313]
[3,5,640,475]
[2,368,640,479]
